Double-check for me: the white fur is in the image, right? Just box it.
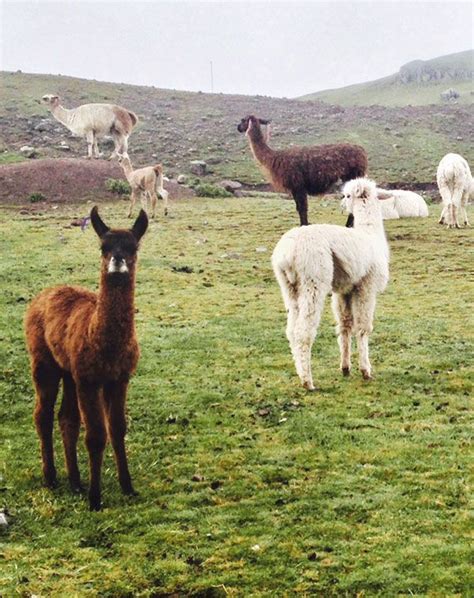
[41,94,137,160]
[119,156,169,219]
[436,153,472,228]
[272,178,389,390]
[341,184,429,219]
[108,257,128,274]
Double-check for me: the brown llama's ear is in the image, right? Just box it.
[131,209,148,241]
[90,206,110,238]
[258,118,271,125]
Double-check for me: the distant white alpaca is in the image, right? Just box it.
[272,178,389,390]
[436,153,472,228]
[41,94,138,159]
[119,156,169,218]
[341,184,429,219]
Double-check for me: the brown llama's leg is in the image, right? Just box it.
[58,373,82,493]
[292,190,309,226]
[149,190,158,219]
[103,379,136,496]
[128,189,139,218]
[32,361,61,488]
[77,381,106,511]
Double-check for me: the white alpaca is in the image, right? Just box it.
[119,156,169,218]
[436,153,472,228]
[341,185,429,219]
[41,94,138,159]
[272,178,389,390]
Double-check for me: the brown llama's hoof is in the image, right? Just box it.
[121,483,138,497]
[342,367,351,377]
[89,491,102,511]
[44,476,59,489]
[89,499,102,511]
[70,480,85,494]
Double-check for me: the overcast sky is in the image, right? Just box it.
[1,1,472,97]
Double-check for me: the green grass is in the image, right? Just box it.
[1,197,473,596]
[0,151,26,165]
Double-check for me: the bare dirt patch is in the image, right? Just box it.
[0,158,194,206]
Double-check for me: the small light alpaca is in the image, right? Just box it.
[25,207,148,510]
[237,115,368,226]
[118,155,169,218]
[341,185,429,220]
[41,94,138,159]
[272,178,389,390]
[436,152,472,228]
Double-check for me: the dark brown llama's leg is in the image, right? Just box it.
[293,190,309,225]
[32,362,61,488]
[103,378,136,496]
[77,381,106,510]
[58,373,82,493]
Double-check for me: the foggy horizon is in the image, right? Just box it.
[1,1,473,98]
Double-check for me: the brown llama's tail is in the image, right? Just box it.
[128,111,138,126]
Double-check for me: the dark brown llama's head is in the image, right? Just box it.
[90,207,148,280]
[237,115,271,133]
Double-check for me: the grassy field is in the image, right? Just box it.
[1,196,473,596]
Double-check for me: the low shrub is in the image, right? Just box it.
[106,178,131,195]
[28,192,46,203]
[194,183,232,198]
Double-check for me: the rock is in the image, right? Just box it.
[34,119,54,132]
[177,174,188,184]
[57,143,71,151]
[20,145,37,158]
[218,179,242,193]
[255,246,267,253]
[190,160,207,176]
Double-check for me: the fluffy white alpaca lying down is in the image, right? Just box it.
[341,184,429,219]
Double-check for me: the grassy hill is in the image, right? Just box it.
[299,50,474,107]
[0,69,473,190]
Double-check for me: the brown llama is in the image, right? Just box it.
[25,207,148,510]
[237,115,368,226]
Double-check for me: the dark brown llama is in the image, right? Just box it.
[237,115,368,225]
[25,207,148,510]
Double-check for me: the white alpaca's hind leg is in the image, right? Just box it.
[438,205,447,225]
[293,285,327,390]
[85,130,94,159]
[332,293,353,376]
[352,287,376,380]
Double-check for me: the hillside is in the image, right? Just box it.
[299,50,474,107]
[0,70,473,193]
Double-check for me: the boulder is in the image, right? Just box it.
[190,160,207,176]
[218,179,242,193]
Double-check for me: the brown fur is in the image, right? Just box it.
[237,115,368,225]
[112,106,138,135]
[24,207,148,510]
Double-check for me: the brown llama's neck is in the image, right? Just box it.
[121,160,134,179]
[247,124,274,168]
[90,265,137,347]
